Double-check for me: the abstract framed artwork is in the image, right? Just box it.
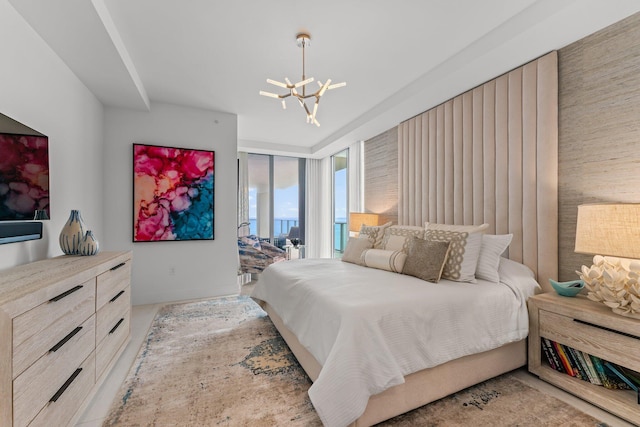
[133,143,214,242]
[0,132,50,221]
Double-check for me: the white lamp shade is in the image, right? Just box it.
[575,203,640,259]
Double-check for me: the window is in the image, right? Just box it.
[332,150,348,258]
[248,154,305,247]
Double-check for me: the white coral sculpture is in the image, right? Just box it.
[577,255,640,319]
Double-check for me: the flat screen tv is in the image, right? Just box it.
[0,132,50,221]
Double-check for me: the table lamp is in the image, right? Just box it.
[349,213,380,235]
[575,203,640,318]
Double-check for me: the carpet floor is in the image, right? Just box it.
[104,296,607,426]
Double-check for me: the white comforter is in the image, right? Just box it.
[251,258,540,427]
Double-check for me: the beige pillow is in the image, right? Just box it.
[426,222,489,234]
[342,237,373,265]
[360,249,407,273]
[381,225,425,254]
[424,229,482,283]
[402,237,451,283]
[359,221,392,249]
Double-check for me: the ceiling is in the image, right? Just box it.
[8,0,640,158]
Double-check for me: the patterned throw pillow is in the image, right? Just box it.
[359,221,392,249]
[424,229,482,283]
[360,249,407,273]
[476,234,513,283]
[402,237,451,283]
[342,237,373,265]
[381,225,425,254]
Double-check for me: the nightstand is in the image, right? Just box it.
[528,293,640,425]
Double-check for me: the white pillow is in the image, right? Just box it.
[360,249,407,273]
[424,229,482,283]
[476,234,513,283]
[381,225,425,254]
[426,222,489,234]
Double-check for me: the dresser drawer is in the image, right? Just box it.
[539,309,640,369]
[28,352,95,427]
[96,311,130,379]
[96,284,130,345]
[13,278,95,353]
[96,260,131,309]
[13,288,95,377]
[13,315,95,427]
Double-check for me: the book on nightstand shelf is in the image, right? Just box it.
[541,338,564,373]
[540,338,640,402]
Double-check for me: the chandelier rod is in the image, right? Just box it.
[301,37,307,98]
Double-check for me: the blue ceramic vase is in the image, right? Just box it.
[59,210,86,255]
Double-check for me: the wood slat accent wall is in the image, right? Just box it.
[396,52,558,287]
[558,12,640,280]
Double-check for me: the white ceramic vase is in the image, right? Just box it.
[78,230,100,256]
[59,210,86,255]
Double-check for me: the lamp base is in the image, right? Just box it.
[579,255,640,318]
[611,307,640,320]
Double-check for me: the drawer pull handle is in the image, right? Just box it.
[50,368,82,403]
[110,262,126,271]
[109,318,125,334]
[573,319,640,340]
[109,290,126,303]
[49,285,83,302]
[50,326,83,352]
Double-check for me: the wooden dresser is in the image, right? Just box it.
[0,251,132,427]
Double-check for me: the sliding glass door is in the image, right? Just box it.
[332,150,348,258]
[248,153,305,247]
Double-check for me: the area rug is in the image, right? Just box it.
[104,296,606,426]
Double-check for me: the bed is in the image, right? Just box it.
[252,243,540,426]
[251,51,558,426]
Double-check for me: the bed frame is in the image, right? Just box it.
[260,51,557,426]
[263,301,525,426]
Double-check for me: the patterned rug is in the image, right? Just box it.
[104,296,606,426]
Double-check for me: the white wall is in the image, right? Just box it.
[103,103,238,305]
[0,0,105,270]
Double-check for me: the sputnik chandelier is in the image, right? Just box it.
[259,33,346,127]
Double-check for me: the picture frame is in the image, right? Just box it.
[133,143,214,242]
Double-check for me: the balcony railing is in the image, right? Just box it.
[334,221,347,256]
[249,218,347,257]
[249,218,299,239]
